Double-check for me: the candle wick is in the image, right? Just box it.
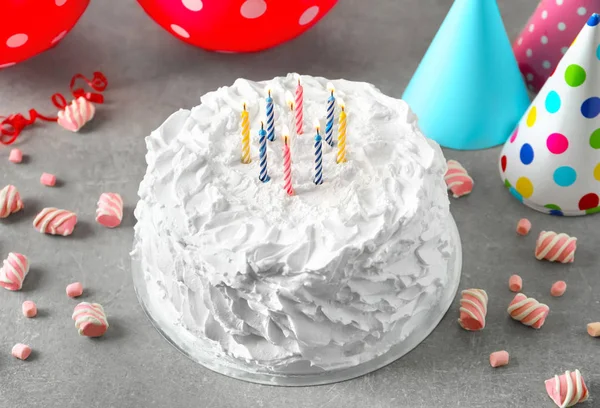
[261,122,264,130]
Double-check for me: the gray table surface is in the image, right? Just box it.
[1,0,598,407]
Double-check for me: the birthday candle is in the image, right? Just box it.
[286,92,295,135]
[337,100,347,164]
[314,123,324,185]
[325,83,335,147]
[282,130,294,196]
[294,75,304,135]
[266,89,275,142]
[241,102,251,164]
[258,122,270,183]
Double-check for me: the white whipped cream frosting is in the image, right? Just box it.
[133,74,455,373]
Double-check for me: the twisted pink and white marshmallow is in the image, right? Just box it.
[0,253,29,291]
[507,293,550,329]
[72,302,108,337]
[444,160,473,198]
[57,96,95,132]
[545,369,588,408]
[535,231,577,263]
[458,289,488,331]
[33,208,77,236]
[96,193,123,228]
[0,185,24,218]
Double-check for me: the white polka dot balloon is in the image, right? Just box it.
[137,0,338,52]
[0,0,90,68]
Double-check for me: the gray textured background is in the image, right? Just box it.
[1,1,598,407]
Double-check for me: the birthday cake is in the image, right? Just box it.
[132,74,461,383]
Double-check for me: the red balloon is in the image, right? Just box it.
[137,0,338,52]
[0,0,90,68]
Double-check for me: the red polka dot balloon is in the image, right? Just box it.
[0,0,90,69]
[137,0,338,52]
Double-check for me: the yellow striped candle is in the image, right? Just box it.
[241,102,251,164]
[336,101,347,163]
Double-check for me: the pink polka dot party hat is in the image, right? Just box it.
[500,14,600,216]
[514,0,600,94]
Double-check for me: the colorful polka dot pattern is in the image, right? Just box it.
[564,63,587,86]
[527,107,537,127]
[513,0,598,93]
[581,97,600,118]
[545,90,561,112]
[594,162,600,179]
[553,166,577,186]
[520,143,535,164]
[579,193,599,209]
[590,129,600,148]
[516,177,534,198]
[547,133,569,154]
[501,12,600,216]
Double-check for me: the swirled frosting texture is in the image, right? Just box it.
[133,74,455,372]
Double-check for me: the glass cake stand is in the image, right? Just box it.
[132,217,462,386]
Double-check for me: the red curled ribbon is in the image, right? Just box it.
[1,71,108,146]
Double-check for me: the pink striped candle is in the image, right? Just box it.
[283,134,294,196]
[294,76,304,134]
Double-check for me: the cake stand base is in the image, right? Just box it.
[132,217,462,387]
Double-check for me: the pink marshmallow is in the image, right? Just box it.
[507,293,550,329]
[72,302,108,337]
[551,281,567,297]
[11,343,32,360]
[545,370,589,407]
[516,218,531,236]
[96,193,123,228]
[0,252,30,291]
[33,208,77,236]
[444,160,473,198]
[9,148,23,163]
[535,231,577,263]
[587,322,600,338]
[509,275,523,292]
[489,350,509,368]
[66,282,83,298]
[457,289,488,331]
[22,300,37,318]
[40,173,57,187]
[57,97,95,132]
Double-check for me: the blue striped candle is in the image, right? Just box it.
[314,126,323,185]
[266,89,275,142]
[325,84,335,147]
[259,122,270,183]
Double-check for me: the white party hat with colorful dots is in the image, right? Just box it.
[499,14,600,216]
[402,0,530,150]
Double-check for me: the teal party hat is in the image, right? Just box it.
[402,0,530,150]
